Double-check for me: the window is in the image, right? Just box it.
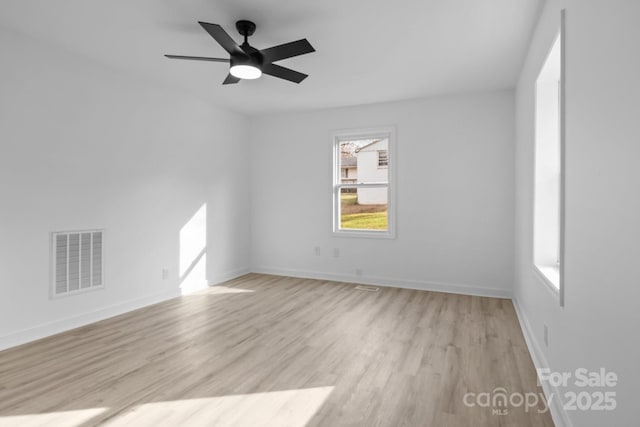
[332,127,396,238]
[533,12,565,306]
[52,229,104,297]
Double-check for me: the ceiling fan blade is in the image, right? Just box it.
[262,63,308,84]
[223,74,241,85]
[260,39,315,63]
[165,55,229,63]
[198,22,245,57]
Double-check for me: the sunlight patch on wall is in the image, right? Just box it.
[179,203,207,295]
[103,386,334,426]
[0,408,107,427]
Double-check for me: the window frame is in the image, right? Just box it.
[331,126,397,239]
[532,10,565,307]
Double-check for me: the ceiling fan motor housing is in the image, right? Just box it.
[231,44,264,70]
[233,21,262,70]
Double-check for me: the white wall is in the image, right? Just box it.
[0,27,251,350]
[250,91,515,297]
[514,1,640,426]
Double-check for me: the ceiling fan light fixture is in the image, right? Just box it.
[230,64,262,80]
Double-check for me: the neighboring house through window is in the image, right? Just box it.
[378,150,388,167]
[340,156,357,184]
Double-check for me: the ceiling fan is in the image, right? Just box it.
[165,20,315,85]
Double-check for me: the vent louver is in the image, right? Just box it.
[53,230,103,297]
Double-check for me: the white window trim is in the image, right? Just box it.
[50,229,106,299]
[331,126,397,239]
[532,9,566,307]
[533,264,560,301]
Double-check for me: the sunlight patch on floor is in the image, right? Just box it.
[0,408,107,427]
[104,386,334,427]
[208,285,255,295]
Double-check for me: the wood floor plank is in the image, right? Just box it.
[0,274,554,426]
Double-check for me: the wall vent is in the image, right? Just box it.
[52,230,104,297]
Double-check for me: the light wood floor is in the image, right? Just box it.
[0,274,554,427]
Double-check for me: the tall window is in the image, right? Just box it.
[534,19,564,304]
[332,127,395,238]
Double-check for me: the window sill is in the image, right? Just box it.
[333,229,395,239]
[533,264,560,297]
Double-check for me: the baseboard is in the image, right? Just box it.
[0,289,180,352]
[512,297,572,427]
[251,266,512,299]
[0,268,251,352]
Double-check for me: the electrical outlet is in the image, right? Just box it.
[162,268,169,280]
[314,246,321,256]
[544,325,549,347]
[356,268,363,277]
[333,248,340,258]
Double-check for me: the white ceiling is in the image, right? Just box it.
[0,0,543,116]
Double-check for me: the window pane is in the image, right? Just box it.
[534,32,561,289]
[340,187,388,231]
[339,138,388,185]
